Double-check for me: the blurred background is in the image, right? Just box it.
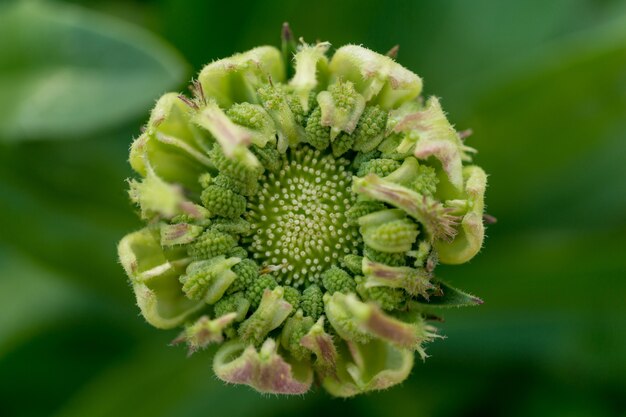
[0,0,625,416]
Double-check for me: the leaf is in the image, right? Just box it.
[0,1,188,141]
[412,281,484,309]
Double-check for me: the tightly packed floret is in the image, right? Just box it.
[119,25,488,397]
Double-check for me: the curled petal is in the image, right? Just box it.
[329,45,422,109]
[300,316,338,379]
[322,338,414,397]
[362,257,433,298]
[198,46,285,107]
[128,164,186,220]
[130,93,213,190]
[238,287,293,345]
[325,292,433,351]
[393,97,468,190]
[435,166,487,264]
[193,102,260,169]
[289,42,330,112]
[213,339,313,394]
[352,173,459,241]
[118,227,203,329]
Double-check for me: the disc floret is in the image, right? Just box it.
[246,147,360,288]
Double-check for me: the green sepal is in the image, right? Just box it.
[118,227,204,329]
[300,316,339,380]
[213,338,313,395]
[409,280,484,309]
[257,84,306,152]
[392,97,476,191]
[128,164,186,221]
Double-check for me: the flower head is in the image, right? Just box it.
[118,25,488,396]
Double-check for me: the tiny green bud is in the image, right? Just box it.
[172,314,238,354]
[317,80,366,140]
[179,256,241,303]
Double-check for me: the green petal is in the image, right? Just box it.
[329,45,422,109]
[289,42,330,112]
[129,93,213,190]
[392,97,473,191]
[352,173,459,241]
[435,166,487,264]
[118,227,204,329]
[197,46,285,108]
[321,338,414,397]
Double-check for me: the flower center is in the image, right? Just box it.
[245,146,360,288]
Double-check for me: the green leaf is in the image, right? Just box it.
[412,281,484,309]
[0,1,188,141]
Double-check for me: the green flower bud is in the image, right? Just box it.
[179,256,241,303]
[119,27,489,397]
[358,209,420,253]
[172,314,238,354]
[317,80,365,140]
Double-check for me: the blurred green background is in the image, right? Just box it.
[1,0,625,416]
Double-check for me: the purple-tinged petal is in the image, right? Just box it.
[352,173,459,241]
[214,339,312,394]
